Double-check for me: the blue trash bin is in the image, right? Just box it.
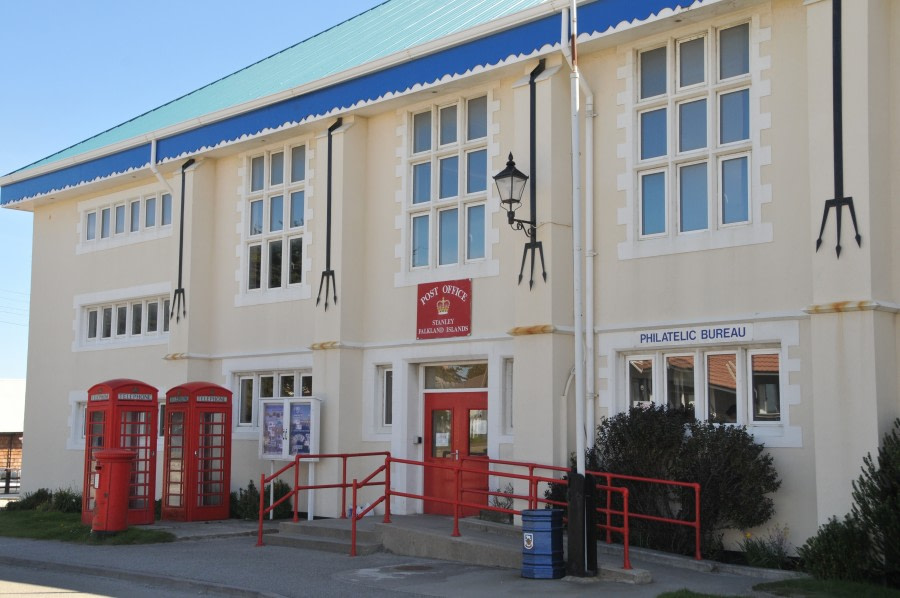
[521,509,565,579]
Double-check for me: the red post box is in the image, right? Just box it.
[162,382,232,521]
[82,379,158,526]
[92,448,135,535]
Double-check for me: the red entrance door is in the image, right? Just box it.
[424,392,488,515]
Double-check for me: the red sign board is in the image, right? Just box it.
[417,279,472,340]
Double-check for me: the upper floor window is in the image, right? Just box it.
[83,193,172,243]
[637,23,751,240]
[408,96,488,270]
[246,145,306,292]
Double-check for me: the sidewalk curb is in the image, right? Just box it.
[0,555,285,598]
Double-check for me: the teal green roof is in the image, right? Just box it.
[20,0,549,175]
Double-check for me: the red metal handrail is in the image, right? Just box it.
[256,451,389,546]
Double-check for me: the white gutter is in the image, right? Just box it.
[149,140,175,196]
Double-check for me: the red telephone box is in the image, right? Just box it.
[82,379,158,526]
[162,382,232,521]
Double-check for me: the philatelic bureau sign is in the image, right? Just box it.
[416,279,472,340]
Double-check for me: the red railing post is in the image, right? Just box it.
[529,465,536,510]
[694,483,702,560]
[350,478,358,556]
[605,473,612,544]
[341,456,349,519]
[452,458,461,537]
[256,472,267,546]
[383,455,392,523]
[621,487,631,570]
[293,456,300,522]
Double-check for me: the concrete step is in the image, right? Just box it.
[277,519,380,544]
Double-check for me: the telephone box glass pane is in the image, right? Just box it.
[431,409,452,458]
[199,412,227,506]
[289,403,312,456]
[468,409,487,456]
[262,403,284,456]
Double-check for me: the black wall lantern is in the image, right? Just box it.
[495,59,547,288]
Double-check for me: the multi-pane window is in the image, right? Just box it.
[625,346,780,424]
[636,23,751,239]
[246,145,306,291]
[83,193,172,242]
[84,295,170,343]
[237,371,312,426]
[408,96,488,269]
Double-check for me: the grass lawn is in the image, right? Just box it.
[0,510,175,544]
[754,579,900,598]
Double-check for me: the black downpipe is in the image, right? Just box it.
[316,118,342,310]
[518,59,547,288]
[171,158,196,322]
[815,0,862,258]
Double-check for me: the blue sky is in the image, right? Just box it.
[0,0,383,379]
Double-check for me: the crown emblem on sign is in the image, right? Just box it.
[436,297,451,315]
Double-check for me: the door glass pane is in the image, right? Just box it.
[248,245,261,290]
[270,152,284,186]
[262,403,284,456]
[628,359,653,408]
[640,108,667,159]
[413,162,431,204]
[720,89,749,144]
[679,162,708,232]
[640,46,666,99]
[290,191,305,228]
[468,409,488,456]
[466,204,485,260]
[291,146,306,182]
[413,111,431,153]
[440,105,457,145]
[707,353,738,423]
[439,209,458,266]
[439,157,458,198]
[679,99,707,152]
[269,195,283,232]
[467,96,487,140]
[720,23,749,80]
[431,409,452,458]
[679,37,705,87]
[268,240,282,288]
[289,238,303,284]
[641,172,666,236]
[466,149,486,194]
[251,156,265,191]
[666,355,695,417]
[752,354,780,422]
[722,156,749,224]
[424,364,488,389]
[412,215,429,267]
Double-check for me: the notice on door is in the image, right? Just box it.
[416,279,472,340]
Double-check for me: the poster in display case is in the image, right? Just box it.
[259,398,321,460]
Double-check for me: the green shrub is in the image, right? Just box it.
[546,406,781,558]
[798,515,871,582]
[49,488,82,513]
[6,488,52,511]
[740,524,792,569]
[851,418,900,587]
[6,488,82,513]
[229,479,294,520]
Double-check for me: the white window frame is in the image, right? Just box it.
[233,370,313,430]
[73,284,171,351]
[396,90,499,287]
[378,366,394,430]
[618,13,773,260]
[238,142,311,306]
[76,186,174,254]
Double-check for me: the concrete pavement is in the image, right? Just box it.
[0,519,802,597]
